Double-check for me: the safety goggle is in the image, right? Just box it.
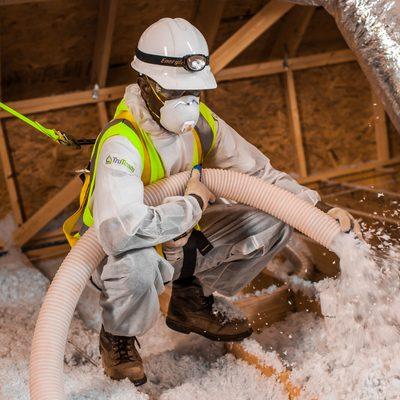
[136,48,209,72]
[146,76,200,101]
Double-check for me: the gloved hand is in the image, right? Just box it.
[185,165,216,211]
[327,207,363,240]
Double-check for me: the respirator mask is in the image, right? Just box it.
[160,96,200,134]
[146,76,200,134]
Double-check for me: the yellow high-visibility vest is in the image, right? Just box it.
[63,98,218,248]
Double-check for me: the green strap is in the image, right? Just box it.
[0,101,81,148]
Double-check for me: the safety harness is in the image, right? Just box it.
[0,101,95,149]
[62,98,218,252]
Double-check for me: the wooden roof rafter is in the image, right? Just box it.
[91,0,119,128]
[210,0,295,74]
[274,6,316,178]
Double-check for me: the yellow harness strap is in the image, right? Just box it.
[191,128,203,165]
[62,173,91,247]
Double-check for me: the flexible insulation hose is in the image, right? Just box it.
[29,169,340,400]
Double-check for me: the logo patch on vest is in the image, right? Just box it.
[105,154,136,175]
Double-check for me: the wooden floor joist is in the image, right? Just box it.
[227,342,302,399]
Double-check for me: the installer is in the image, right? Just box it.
[83,18,362,385]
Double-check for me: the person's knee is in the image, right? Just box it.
[101,249,158,296]
[125,251,159,294]
[253,217,292,255]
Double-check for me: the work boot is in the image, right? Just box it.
[166,278,253,341]
[99,326,147,386]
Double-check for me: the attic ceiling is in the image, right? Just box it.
[2,0,347,101]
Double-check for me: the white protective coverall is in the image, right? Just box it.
[91,83,320,337]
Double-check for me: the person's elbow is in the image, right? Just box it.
[95,217,139,256]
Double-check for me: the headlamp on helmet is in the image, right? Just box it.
[136,48,209,72]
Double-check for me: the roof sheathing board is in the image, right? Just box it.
[3,0,98,100]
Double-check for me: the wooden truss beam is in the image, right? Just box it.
[372,92,389,162]
[91,0,119,87]
[193,0,226,51]
[285,69,307,177]
[0,51,355,120]
[91,0,118,129]
[0,85,125,119]
[210,0,295,74]
[216,49,355,81]
[268,7,315,179]
[298,156,400,185]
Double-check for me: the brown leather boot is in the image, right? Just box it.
[99,326,147,386]
[166,278,252,341]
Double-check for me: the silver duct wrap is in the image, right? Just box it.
[287,0,400,133]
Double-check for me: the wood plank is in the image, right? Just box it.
[227,342,302,399]
[25,243,70,262]
[91,0,119,87]
[0,85,125,119]
[234,285,293,330]
[0,50,356,119]
[298,156,400,185]
[14,176,81,247]
[0,122,25,225]
[97,102,109,128]
[193,0,226,51]
[217,49,355,81]
[285,69,307,177]
[372,92,389,161]
[269,6,315,59]
[27,228,66,245]
[210,0,295,74]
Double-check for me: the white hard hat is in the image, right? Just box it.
[131,18,217,91]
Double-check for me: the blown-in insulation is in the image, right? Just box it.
[287,0,400,132]
[29,169,340,400]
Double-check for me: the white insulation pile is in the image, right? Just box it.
[0,215,286,400]
[2,213,400,399]
[257,233,400,399]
